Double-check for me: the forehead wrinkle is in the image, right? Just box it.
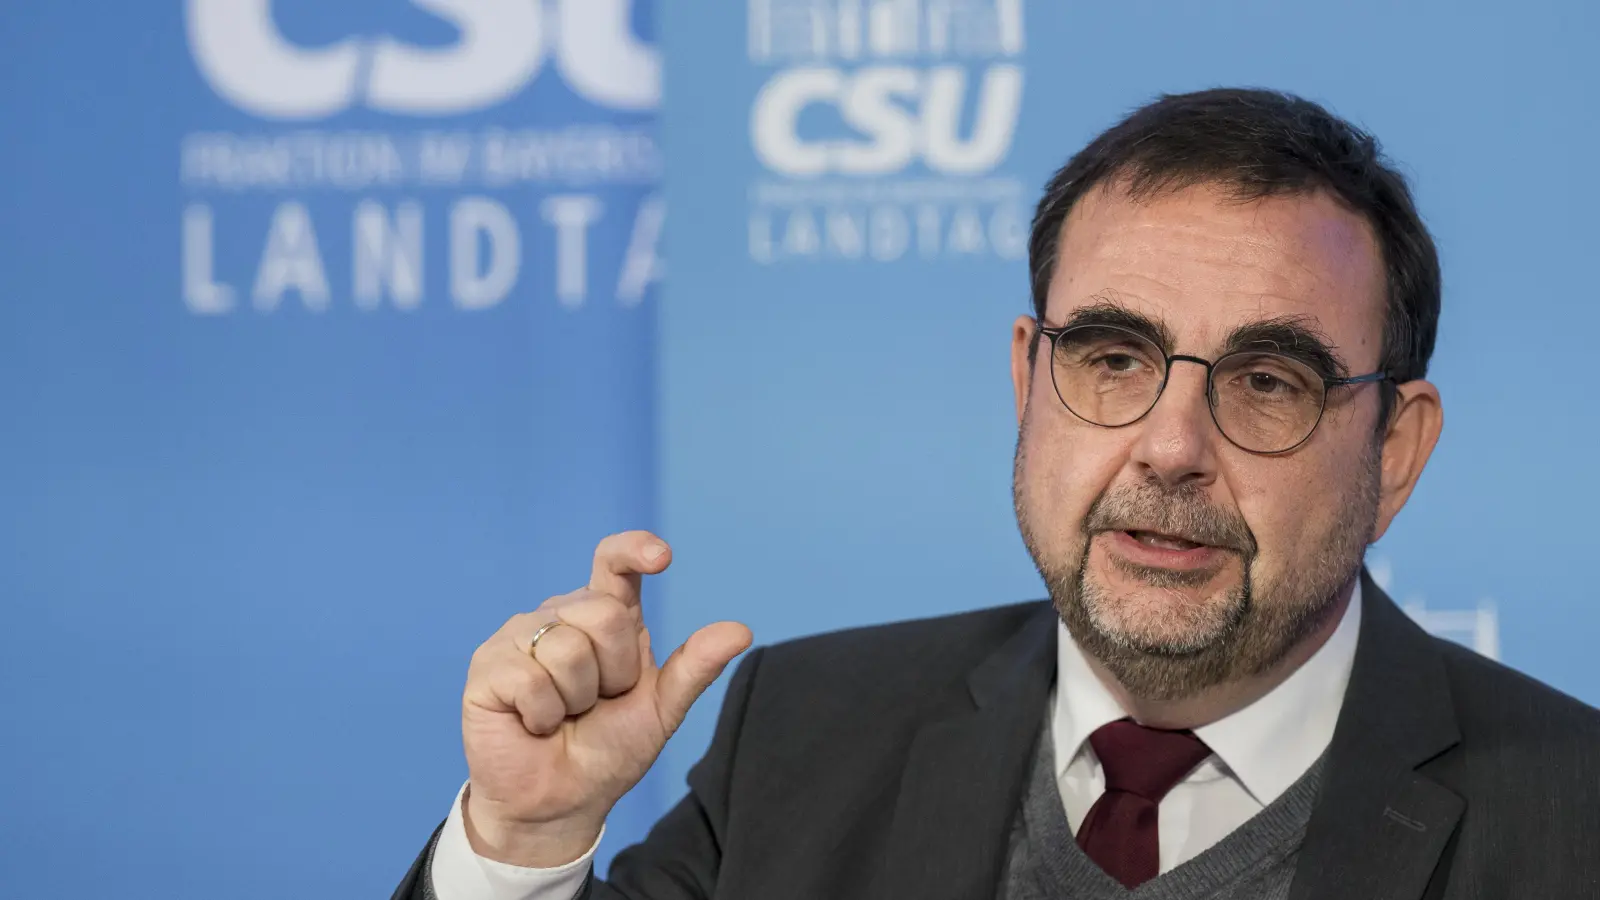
[1048,184,1386,361]
[1084,223,1331,311]
[1234,193,1385,315]
[1099,187,1365,286]
[1184,223,1344,307]
[1226,229,1358,310]
[1098,239,1361,356]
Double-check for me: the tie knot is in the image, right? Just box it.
[1088,718,1212,802]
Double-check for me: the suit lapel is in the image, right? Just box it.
[871,603,1058,900]
[1289,572,1465,900]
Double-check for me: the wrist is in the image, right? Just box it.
[461,785,604,868]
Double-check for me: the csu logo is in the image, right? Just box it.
[751,64,1023,177]
[186,0,659,119]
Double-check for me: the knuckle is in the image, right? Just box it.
[518,697,557,732]
[587,597,633,632]
[531,704,565,732]
[524,659,556,695]
[495,658,546,697]
[592,622,636,655]
[538,631,594,672]
[565,597,631,637]
[469,638,509,673]
[499,612,536,641]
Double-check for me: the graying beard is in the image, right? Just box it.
[1013,422,1378,703]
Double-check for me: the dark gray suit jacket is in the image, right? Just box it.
[395,575,1600,899]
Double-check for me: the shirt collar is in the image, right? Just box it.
[1052,579,1363,806]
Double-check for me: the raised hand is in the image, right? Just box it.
[459,531,752,867]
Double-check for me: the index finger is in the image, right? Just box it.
[588,530,672,606]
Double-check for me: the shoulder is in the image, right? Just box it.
[759,599,1049,678]
[1434,638,1600,742]
[738,599,1051,722]
[1430,638,1600,801]
[1423,640,1600,867]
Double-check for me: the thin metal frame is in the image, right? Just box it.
[1036,323,1393,454]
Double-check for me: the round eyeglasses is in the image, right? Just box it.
[1037,323,1393,454]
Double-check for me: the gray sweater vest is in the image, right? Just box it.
[1000,724,1325,900]
[421,720,1326,900]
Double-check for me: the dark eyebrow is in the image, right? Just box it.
[1222,316,1348,378]
[1054,298,1176,353]
[1050,298,1352,377]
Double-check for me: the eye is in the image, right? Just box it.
[1096,351,1145,373]
[1222,358,1317,401]
[1054,326,1164,381]
[1245,371,1292,394]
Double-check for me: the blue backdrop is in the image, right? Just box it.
[1,1,665,895]
[1,2,1596,898]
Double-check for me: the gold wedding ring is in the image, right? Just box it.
[526,620,566,660]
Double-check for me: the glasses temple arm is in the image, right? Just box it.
[1327,371,1392,387]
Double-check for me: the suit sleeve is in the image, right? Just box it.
[392,647,766,900]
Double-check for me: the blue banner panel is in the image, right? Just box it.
[0,2,662,896]
[655,0,1600,794]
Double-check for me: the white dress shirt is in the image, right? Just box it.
[433,584,1362,899]
[1052,583,1360,872]
[431,785,602,900]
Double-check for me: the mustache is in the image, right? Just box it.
[1084,483,1257,554]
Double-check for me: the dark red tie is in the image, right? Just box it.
[1074,718,1213,889]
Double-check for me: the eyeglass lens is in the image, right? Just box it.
[1048,325,1328,453]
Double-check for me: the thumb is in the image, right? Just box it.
[654,621,754,736]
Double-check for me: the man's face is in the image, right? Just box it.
[1012,182,1392,700]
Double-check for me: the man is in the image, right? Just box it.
[395,89,1600,900]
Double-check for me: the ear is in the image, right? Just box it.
[1012,315,1038,424]
[1370,379,1443,542]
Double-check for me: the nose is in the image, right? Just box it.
[1126,359,1220,488]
